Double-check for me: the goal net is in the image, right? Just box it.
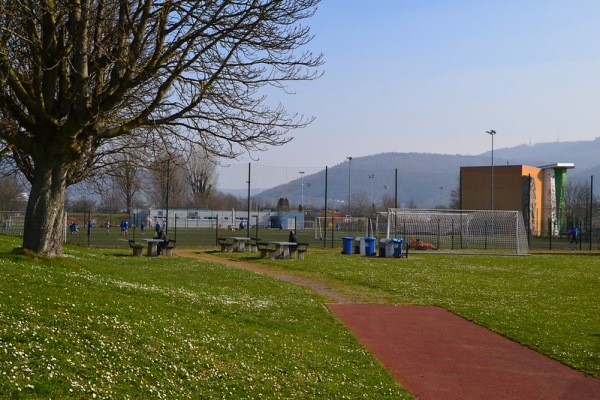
[385,209,530,255]
[314,217,372,240]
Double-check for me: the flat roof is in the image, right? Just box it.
[538,163,575,169]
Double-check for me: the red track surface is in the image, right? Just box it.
[328,304,600,400]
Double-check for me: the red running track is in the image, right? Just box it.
[327,304,600,400]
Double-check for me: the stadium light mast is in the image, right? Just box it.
[486,130,496,210]
[368,173,375,206]
[299,171,305,209]
[346,157,353,215]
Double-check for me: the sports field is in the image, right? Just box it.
[0,235,598,398]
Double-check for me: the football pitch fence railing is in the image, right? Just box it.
[0,210,598,251]
[56,217,600,251]
[1,162,599,251]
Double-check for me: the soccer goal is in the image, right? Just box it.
[314,216,371,240]
[385,209,530,255]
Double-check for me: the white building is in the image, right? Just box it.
[130,208,305,230]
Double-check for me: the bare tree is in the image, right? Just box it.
[406,199,419,209]
[565,180,591,226]
[0,1,323,256]
[95,151,146,215]
[350,192,370,218]
[210,191,246,211]
[381,193,396,211]
[185,145,218,208]
[114,157,143,215]
[145,149,189,209]
[0,175,27,211]
[449,186,461,210]
[67,197,97,214]
[96,189,122,215]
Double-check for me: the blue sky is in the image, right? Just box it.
[225,0,600,173]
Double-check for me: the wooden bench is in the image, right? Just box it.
[163,240,176,256]
[217,237,233,252]
[128,240,144,256]
[257,242,278,259]
[295,242,309,260]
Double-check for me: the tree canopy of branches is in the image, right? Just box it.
[0,0,323,256]
[146,151,189,209]
[185,145,218,208]
[565,180,593,226]
[0,175,27,211]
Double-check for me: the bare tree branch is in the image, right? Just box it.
[0,0,323,255]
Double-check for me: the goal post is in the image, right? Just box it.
[385,209,530,255]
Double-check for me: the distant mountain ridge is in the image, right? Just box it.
[252,138,600,209]
[486,137,600,171]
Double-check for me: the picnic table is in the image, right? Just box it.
[230,237,251,252]
[143,238,163,256]
[268,241,298,260]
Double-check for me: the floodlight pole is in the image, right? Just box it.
[369,174,375,206]
[394,168,398,209]
[486,130,496,210]
[299,171,305,209]
[346,156,353,215]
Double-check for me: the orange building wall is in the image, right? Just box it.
[521,166,544,235]
[461,165,544,235]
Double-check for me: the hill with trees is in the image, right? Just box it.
[253,138,600,211]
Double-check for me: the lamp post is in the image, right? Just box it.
[369,174,375,205]
[486,130,496,210]
[346,156,353,215]
[439,186,444,208]
[368,173,376,220]
[299,171,305,209]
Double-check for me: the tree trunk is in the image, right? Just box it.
[22,158,69,257]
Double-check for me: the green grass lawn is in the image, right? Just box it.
[2,235,599,398]
[0,236,409,399]
[230,249,600,378]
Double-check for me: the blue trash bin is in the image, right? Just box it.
[392,238,403,257]
[341,237,353,255]
[364,237,376,256]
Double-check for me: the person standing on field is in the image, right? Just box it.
[570,225,579,245]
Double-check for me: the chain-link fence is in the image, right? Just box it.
[3,162,600,252]
[0,212,25,237]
